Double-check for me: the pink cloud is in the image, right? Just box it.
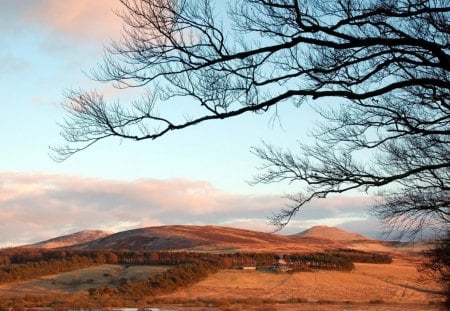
[0,172,378,247]
[23,0,123,41]
[0,172,285,246]
[311,195,376,208]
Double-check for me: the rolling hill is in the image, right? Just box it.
[21,224,391,253]
[71,225,300,251]
[290,225,372,241]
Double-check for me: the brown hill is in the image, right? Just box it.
[71,225,302,251]
[26,230,113,249]
[28,225,389,253]
[290,225,371,241]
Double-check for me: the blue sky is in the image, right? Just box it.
[0,0,379,246]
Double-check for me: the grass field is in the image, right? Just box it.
[160,259,445,310]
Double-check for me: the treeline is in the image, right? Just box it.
[0,248,275,270]
[328,248,392,264]
[0,256,96,284]
[0,247,391,267]
[285,253,355,271]
[0,248,117,265]
[92,261,220,299]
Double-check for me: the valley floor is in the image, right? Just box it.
[0,258,446,310]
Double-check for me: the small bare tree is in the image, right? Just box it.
[421,230,450,306]
[54,0,449,238]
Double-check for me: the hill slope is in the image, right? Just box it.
[290,225,371,241]
[72,225,300,251]
[27,230,113,249]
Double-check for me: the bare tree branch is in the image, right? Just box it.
[54,0,450,238]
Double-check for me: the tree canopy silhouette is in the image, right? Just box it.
[54,0,449,237]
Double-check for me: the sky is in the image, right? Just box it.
[0,0,381,247]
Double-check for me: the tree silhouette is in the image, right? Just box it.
[422,230,450,306]
[54,0,449,237]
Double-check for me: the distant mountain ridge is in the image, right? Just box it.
[25,225,377,252]
[26,230,113,249]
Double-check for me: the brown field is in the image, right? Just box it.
[160,258,445,310]
[0,259,446,310]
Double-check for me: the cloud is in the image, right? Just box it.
[22,0,123,42]
[338,218,383,239]
[301,196,376,218]
[0,172,282,246]
[0,172,379,247]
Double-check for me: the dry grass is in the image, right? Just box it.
[161,258,445,308]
